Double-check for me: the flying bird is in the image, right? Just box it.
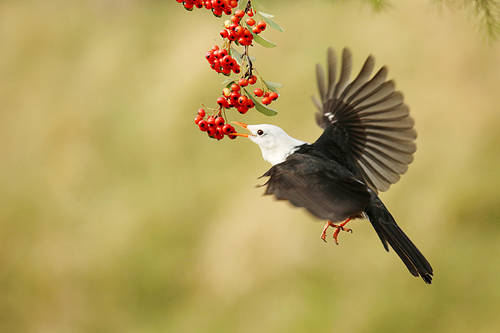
[232,48,433,284]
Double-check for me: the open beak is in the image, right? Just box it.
[231,121,250,138]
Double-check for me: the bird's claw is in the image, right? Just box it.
[321,228,329,242]
[321,219,353,245]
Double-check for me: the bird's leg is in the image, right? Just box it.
[321,221,335,242]
[321,218,352,245]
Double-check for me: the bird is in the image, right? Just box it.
[231,47,433,284]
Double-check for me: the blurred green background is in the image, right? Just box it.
[2,0,500,332]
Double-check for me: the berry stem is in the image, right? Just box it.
[243,45,253,77]
[244,0,253,15]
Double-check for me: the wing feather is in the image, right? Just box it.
[313,48,416,193]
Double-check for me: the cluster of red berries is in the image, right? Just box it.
[180,0,282,141]
[219,10,267,46]
[216,80,257,114]
[253,88,278,105]
[194,108,237,140]
[205,45,241,75]
[177,0,239,17]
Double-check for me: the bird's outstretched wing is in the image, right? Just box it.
[312,48,416,193]
[260,153,372,222]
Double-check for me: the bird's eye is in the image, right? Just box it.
[257,129,264,136]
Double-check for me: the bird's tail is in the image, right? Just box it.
[365,194,433,284]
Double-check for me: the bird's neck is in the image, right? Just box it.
[261,138,307,165]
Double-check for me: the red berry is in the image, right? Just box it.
[214,126,224,139]
[232,66,241,74]
[215,116,225,126]
[195,115,203,125]
[222,55,232,64]
[218,0,227,8]
[207,116,216,125]
[248,75,257,85]
[198,108,206,117]
[207,125,217,137]
[229,0,238,8]
[269,92,279,100]
[246,18,256,26]
[237,95,247,105]
[220,29,229,38]
[238,78,248,87]
[231,15,238,23]
[221,67,231,75]
[254,88,263,97]
[231,83,240,92]
[218,49,228,58]
[237,105,249,114]
[252,26,261,34]
[235,9,244,18]
[234,25,244,36]
[242,29,252,39]
[212,8,223,17]
[216,125,225,135]
[262,97,271,105]
[222,124,235,135]
[247,9,254,17]
[230,92,240,103]
[257,21,267,31]
[198,120,209,131]
[246,98,254,108]
[228,31,237,41]
[206,51,214,62]
[239,36,253,45]
[211,62,221,73]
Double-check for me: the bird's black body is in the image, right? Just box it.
[260,48,433,284]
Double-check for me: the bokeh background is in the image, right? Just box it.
[2,0,500,332]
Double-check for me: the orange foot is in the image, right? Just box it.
[320,218,352,245]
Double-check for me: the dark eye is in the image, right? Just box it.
[257,129,264,136]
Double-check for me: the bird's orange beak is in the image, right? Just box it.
[230,121,250,138]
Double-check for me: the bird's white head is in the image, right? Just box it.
[232,122,307,165]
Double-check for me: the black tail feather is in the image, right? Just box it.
[365,195,433,284]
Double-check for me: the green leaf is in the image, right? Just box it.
[245,89,278,116]
[246,22,277,47]
[252,33,277,48]
[257,11,274,18]
[230,47,243,65]
[221,78,235,87]
[265,85,279,94]
[264,80,283,93]
[258,12,284,32]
